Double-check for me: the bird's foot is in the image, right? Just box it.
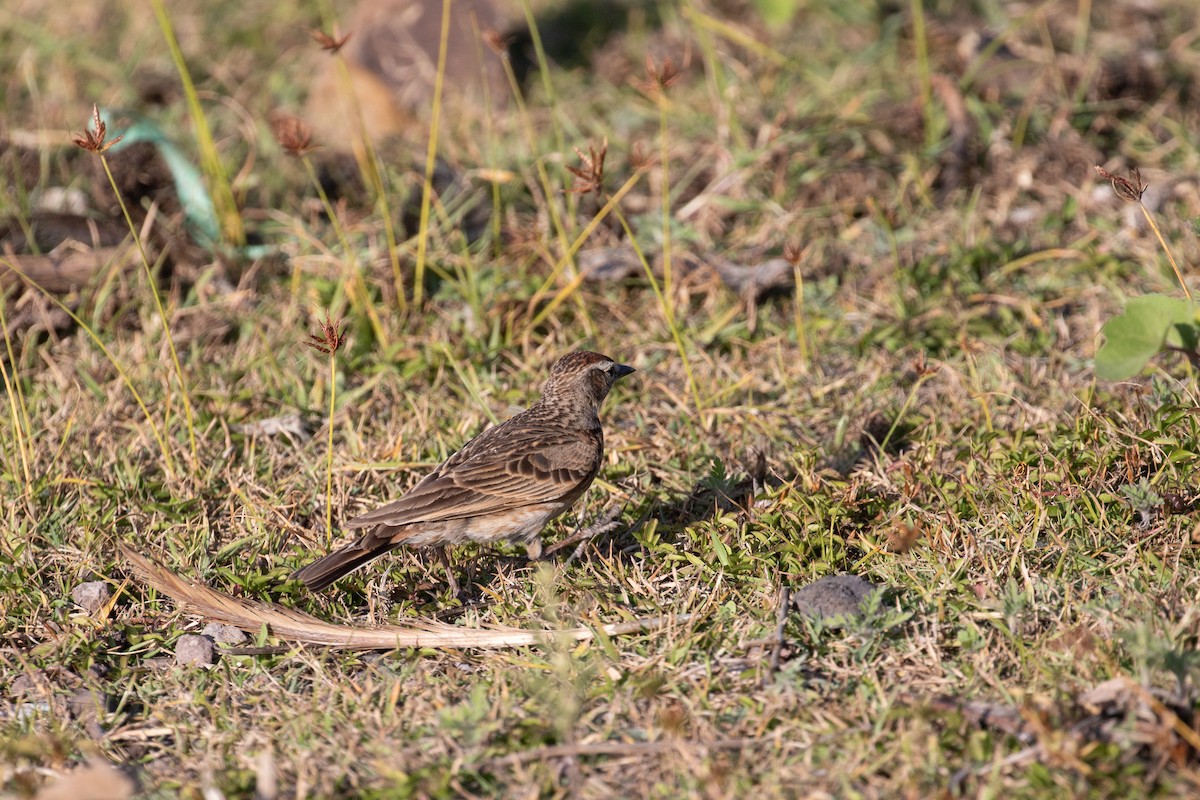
[524,539,544,562]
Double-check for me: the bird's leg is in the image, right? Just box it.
[437,546,460,598]
[525,538,543,562]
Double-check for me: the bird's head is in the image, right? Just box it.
[541,350,635,413]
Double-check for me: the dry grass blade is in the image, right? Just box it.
[118,545,685,650]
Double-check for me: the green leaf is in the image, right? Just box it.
[751,0,800,26]
[1095,295,1198,380]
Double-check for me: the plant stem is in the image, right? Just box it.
[299,155,388,347]
[324,352,337,548]
[1139,203,1192,301]
[1,258,175,477]
[612,205,703,412]
[910,0,935,150]
[0,291,31,490]
[413,0,454,308]
[99,153,198,469]
[658,98,673,301]
[880,371,933,454]
[149,0,244,245]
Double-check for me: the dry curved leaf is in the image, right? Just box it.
[119,544,685,650]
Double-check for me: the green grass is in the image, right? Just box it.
[5,0,1200,797]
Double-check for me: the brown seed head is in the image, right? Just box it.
[628,141,655,171]
[272,114,318,157]
[482,29,512,56]
[72,104,124,155]
[306,312,347,355]
[566,139,608,196]
[1095,165,1147,204]
[783,241,804,266]
[311,29,352,53]
[886,521,923,553]
[911,352,939,379]
[634,54,683,97]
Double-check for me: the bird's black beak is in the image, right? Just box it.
[613,363,636,379]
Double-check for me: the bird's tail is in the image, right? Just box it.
[291,538,398,592]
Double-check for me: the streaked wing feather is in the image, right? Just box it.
[346,427,599,529]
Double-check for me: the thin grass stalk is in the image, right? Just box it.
[469,19,505,254]
[0,295,32,490]
[331,54,407,314]
[491,31,594,336]
[311,0,406,311]
[530,169,647,327]
[518,0,574,221]
[149,0,244,245]
[657,99,674,301]
[1138,204,1191,301]
[97,154,199,467]
[792,264,808,370]
[909,0,935,150]
[684,5,746,153]
[323,352,337,547]
[1,258,175,477]
[1073,0,1092,57]
[680,5,788,66]
[961,338,993,434]
[413,0,455,307]
[880,370,934,454]
[611,206,703,412]
[298,155,389,345]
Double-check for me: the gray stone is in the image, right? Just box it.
[202,622,248,646]
[71,581,111,615]
[790,575,882,620]
[68,688,108,739]
[174,634,215,667]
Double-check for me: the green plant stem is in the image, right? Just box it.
[792,264,808,370]
[880,370,933,454]
[299,155,388,347]
[658,99,674,302]
[312,0,404,310]
[519,0,574,221]
[1,258,175,477]
[413,0,454,308]
[99,153,198,469]
[0,292,31,490]
[612,205,703,412]
[1138,203,1192,301]
[530,169,648,327]
[149,0,244,245]
[330,53,407,314]
[491,27,594,337]
[909,0,934,150]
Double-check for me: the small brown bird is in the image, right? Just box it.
[293,351,635,592]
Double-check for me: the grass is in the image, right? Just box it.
[5,0,1200,797]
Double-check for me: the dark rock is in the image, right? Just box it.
[790,575,881,620]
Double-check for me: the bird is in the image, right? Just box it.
[293,350,635,593]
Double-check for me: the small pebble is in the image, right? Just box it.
[175,634,216,667]
[71,581,112,615]
[68,688,108,739]
[790,575,882,620]
[202,622,248,646]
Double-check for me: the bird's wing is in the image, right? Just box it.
[345,426,601,529]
